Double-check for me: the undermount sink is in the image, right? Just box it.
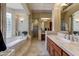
[58,37,71,43]
[57,36,79,45]
[57,32,79,44]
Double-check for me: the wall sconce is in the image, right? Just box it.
[20,17,24,22]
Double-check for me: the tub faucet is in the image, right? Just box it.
[64,34,67,39]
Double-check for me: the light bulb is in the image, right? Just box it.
[20,18,24,22]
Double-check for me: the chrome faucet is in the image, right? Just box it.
[64,34,67,39]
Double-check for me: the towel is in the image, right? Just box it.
[0,30,7,52]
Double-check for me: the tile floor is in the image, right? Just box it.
[24,38,49,56]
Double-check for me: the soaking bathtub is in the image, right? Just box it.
[0,35,31,56]
[6,36,28,49]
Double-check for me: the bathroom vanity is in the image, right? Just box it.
[47,34,79,56]
[47,36,69,56]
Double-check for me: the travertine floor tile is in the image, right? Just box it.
[24,38,49,56]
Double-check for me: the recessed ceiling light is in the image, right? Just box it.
[41,18,50,20]
[41,18,50,21]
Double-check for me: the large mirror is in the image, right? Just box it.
[72,11,79,35]
[61,4,79,35]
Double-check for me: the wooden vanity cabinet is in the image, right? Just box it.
[62,50,69,56]
[47,37,69,56]
[41,33,45,41]
[54,44,62,56]
[47,37,55,56]
[47,38,54,56]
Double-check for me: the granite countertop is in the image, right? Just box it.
[47,35,79,56]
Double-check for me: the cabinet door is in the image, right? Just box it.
[50,45,54,56]
[47,38,54,56]
[41,34,45,40]
[54,51,61,56]
[62,51,69,56]
[54,44,61,56]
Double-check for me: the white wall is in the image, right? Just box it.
[18,13,29,33]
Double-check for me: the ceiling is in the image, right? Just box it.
[28,3,54,13]
[6,3,54,13]
[6,3,24,10]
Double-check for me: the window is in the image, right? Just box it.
[6,12,13,38]
[73,11,79,32]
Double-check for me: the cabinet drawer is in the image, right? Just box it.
[54,44,61,55]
